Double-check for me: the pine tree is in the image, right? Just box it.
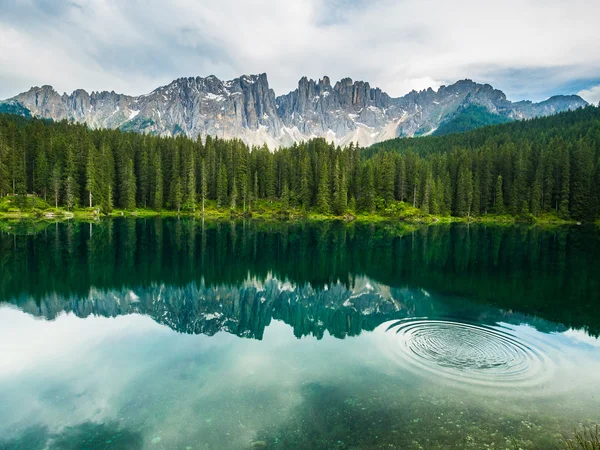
[217,162,228,208]
[380,153,395,205]
[472,172,481,216]
[421,169,434,215]
[300,156,312,209]
[122,159,137,210]
[152,152,163,211]
[558,148,570,218]
[531,160,544,216]
[138,145,150,208]
[333,172,347,215]
[332,158,347,215]
[570,139,594,220]
[434,176,445,215]
[85,143,97,208]
[494,175,504,214]
[265,153,276,199]
[201,158,207,216]
[253,172,259,204]
[169,146,182,212]
[230,176,237,210]
[63,144,79,210]
[316,160,330,214]
[50,162,62,208]
[348,195,356,213]
[34,147,49,201]
[184,150,196,212]
[11,143,26,196]
[455,167,473,217]
[359,163,375,213]
[396,158,407,202]
[0,137,9,197]
[281,180,290,211]
[98,141,115,213]
[173,177,183,214]
[442,171,452,215]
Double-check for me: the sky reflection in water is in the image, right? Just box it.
[0,219,599,449]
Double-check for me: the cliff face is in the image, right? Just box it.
[0,75,588,148]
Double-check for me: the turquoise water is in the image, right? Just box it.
[0,220,599,449]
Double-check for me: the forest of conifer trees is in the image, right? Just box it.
[0,105,599,221]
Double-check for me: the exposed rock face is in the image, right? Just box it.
[0,75,588,148]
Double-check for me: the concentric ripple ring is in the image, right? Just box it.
[382,319,553,388]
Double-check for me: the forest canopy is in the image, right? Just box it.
[0,105,599,221]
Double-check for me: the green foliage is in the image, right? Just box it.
[433,105,510,136]
[0,103,32,117]
[316,159,330,214]
[563,425,600,450]
[0,104,599,221]
[217,161,228,208]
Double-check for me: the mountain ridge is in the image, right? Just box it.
[0,74,587,147]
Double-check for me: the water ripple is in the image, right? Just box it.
[381,319,553,388]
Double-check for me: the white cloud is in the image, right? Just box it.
[0,0,599,101]
[578,85,600,105]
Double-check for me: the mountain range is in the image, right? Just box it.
[0,74,587,147]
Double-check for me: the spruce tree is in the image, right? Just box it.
[230,176,237,210]
[0,135,9,197]
[494,175,504,214]
[300,156,312,209]
[332,158,347,215]
[122,159,137,210]
[184,150,196,212]
[380,153,395,205]
[396,158,407,202]
[359,163,375,213]
[201,158,207,216]
[85,144,97,208]
[472,172,481,216]
[455,167,473,217]
[558,149,570,218]
[217,162,228,208]
[63,145,78,210]
[138,145,150,208]
[50,163,62,208]
[34,147,49,201]
[281,180,290,211]
[316,160,330,214]
[152,152,163,211]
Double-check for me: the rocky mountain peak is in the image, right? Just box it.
[0,74,588,148]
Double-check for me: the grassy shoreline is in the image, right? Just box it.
[0,194,586,225]
[0,206,582,226]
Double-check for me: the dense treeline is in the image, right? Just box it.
[0,105,600,220]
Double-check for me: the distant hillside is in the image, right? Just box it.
[365,104,599,157]
[432,104,510,136]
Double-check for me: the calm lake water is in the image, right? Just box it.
[0,219,599,449]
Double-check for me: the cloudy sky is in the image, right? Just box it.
[1,0,599,103]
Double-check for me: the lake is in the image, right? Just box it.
[0,219,599,449]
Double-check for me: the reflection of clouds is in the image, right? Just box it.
[563,328,600,348]
[0,306,236,442]
[0,306,170,439]
[0,306,159,376]
[0,307,371,448]
[1,306,600,448]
